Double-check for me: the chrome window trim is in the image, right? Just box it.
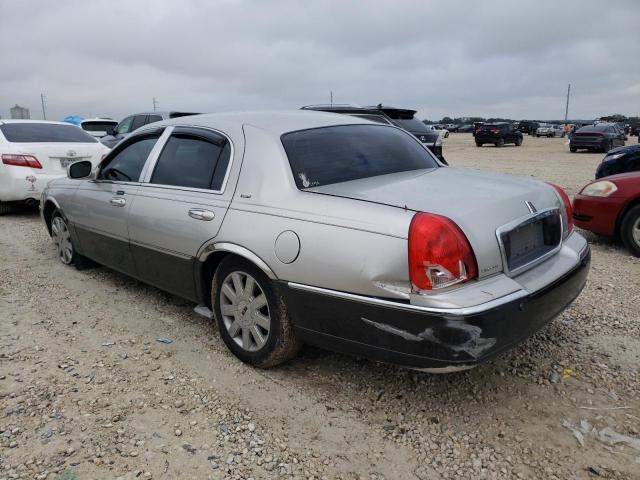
[139,126,174,182]
[287,282,528,316]
[495,207,563,277]
[140,125,235,195]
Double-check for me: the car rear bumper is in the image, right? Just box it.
[282,245,590,370]
[571,139,606,149]
[572,194,620,236]
[0,168,63,202]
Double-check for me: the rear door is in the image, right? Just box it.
[127,126,234,300]
[69,129,165,275]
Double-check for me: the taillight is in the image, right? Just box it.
[408,213,478,292]
[490,128,500,134]
[548,183,573,238]
[2,154,42,169]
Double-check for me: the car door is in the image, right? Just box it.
[127,126,234,301]
[69,129,165,275]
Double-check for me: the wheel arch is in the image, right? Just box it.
[196,243,277,308]
[615,195,640,237]
[42,198,62,236]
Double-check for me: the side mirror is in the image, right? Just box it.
[68,160,94,179]
[106,127,116,136]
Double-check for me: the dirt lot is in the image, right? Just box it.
[1,133,639,480]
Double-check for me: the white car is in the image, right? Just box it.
[0,120,109,214]
[429,125,450,138]
[79,118,118,139]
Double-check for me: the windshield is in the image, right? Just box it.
[391,117,430,133]
[0,123,98,143]
[81,121,117,132]
[282,124,439,189]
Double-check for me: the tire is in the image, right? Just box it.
[570,146,577,153]
[212,256,302,367]
[620,205,640,257]
[602,141,611,153]
[515,137,522,146]
[535,134,540,138]
[0,202,13,215]
[475,141,482,147]
[495,138,504,147]
[50,210,95,269]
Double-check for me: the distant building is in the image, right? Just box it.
[10,104,30,119]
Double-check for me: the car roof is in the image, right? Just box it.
[81,118,117,123]
[0,119,77,126]
[148,110,375,136]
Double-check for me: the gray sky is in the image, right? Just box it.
[1,0,639,122]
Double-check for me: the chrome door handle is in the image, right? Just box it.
[188,208,215,221]
[110,197,126,207]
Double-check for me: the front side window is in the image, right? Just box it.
[282,124,439,189]
[115,116,134,135]
[150,133,230,190]
[0,123,97,143]
[98,134,159,182]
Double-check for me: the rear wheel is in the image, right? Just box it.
[570,146,577,152]
[515,137,523,146]
[602,140,612,153]
[212,257,302,367]
[475,141,482,147]
[620,205,640,257]
[495,138,505,147]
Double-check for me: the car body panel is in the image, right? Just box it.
[595,144,640,179]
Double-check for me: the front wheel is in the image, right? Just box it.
[495,138,504,147]
[212,257,302,367]
[620,205,640,257]
[51,210,95,268]
[515,137,522,146]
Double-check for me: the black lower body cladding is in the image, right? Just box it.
[280,248,590,369]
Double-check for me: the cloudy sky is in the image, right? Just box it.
[1,0,639,122]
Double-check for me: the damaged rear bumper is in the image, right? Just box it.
[281,246,590,370]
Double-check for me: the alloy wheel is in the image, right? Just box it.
[51,216,73,264]
[219,271,271,352]
[632,217,640,247]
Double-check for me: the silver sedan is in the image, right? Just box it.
[40,111,590,371]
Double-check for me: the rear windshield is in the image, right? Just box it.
[391,117,430,133]
[282,124,439,189]
[0,123,98,143]
[81,121,117,133]
[579,124,606,133]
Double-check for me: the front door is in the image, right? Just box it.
[127,126,234,300]
[69,130,163,275]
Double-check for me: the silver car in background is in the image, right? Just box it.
[40,111,590,371]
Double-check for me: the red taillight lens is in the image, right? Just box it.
[2,154,42,169]
[548,183,573,237]
[490,128,500,134]
[408,213,478,291]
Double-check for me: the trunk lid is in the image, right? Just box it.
[6,142,106,174]
[307,167,561,278]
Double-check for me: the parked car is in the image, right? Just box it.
[535,124,563,138]
[429,124,449,138]
[100,111,199,148]
[445,124,459,133]
[40,111,589,371]
[573,172,640,256]
[569,123,625,153]
[79,118,118,139]
[301,104,445,162]
[472,122,485,136]
[0,120,108,214]
[518,121,540,135]
[457,124,474,133]
[475,123,523,147]
[595,144,640,179]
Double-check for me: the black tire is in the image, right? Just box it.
[495,138,504,147]
[620,205,640,257]
[515,137,523,146]
[0,202,13,215]
[50,210,95,269]
[475,141,482,147]
[570,146,577,153]
[535,134,540,138]
[212,256,302,367]
[602,141,611,153]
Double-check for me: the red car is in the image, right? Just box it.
[573,172,640,256]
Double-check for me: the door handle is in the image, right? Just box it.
[188,208,215,221]
[110,197,126,207]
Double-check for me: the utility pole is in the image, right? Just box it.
[152,97,159,112]
[564,83,571,122]
[40,93,47,120]
[330,91,333,106]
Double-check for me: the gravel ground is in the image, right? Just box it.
[1,133,639,480]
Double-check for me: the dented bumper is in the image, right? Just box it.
[282,247,590,370]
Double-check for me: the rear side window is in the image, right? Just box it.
[0,123,97,143]
[98,134,160,182]
[151,133,231,190]
[282,124,439,189]
[130,115,148,131]
[147,115,163,124]
[81,121,117,133]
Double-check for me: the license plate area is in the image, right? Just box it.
[60,158,78,168]
[498,208,562,275]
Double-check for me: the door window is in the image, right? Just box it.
[150,132,231,190]
[98,134,160,182]
[130,115,148,132]
[147,115,163,124]
[115,116,134,135]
